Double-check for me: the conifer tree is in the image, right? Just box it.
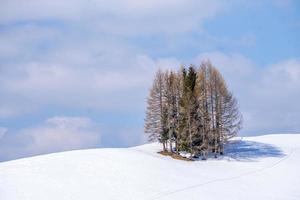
[178,66,198,155]
[144,69,168,151]
[145,61,243,158]
[164,71,179,152]
[195,63,211,159]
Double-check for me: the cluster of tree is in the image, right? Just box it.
[144,61,242,159]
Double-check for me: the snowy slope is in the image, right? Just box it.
[0,134,300,200]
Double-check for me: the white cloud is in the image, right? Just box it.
[0,107,20,119]
[23,116,100,153]
[1,50,299,161]
[2,51,300,136]
[46,116,93,129]
[0,100,38,119]
[245,59,300,132]
[0,0,299,162]
[0,46,184,118]
[195,52,300,134]
[0,0,226,35]
[194,51,257,95]
[0,24,61,60]
[0,0,236,118]
[0,127,7,139]
[265,59,300,88]
[0,116,101,161]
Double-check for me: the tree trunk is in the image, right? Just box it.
[169,140,173,153]
[162,142,166,152]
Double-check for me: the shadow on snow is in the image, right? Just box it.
[222,140,285,161]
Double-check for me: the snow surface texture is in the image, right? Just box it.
[0,134,300,200]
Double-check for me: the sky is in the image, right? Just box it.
[0,0,299,162]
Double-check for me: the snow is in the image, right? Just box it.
[0,134,300,200]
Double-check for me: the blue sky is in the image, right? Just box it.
[0,0,299,161]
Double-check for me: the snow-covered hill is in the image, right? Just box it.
[0,134,300,200]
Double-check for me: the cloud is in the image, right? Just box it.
[245,59,300,133]
[194,51,256,92]
[1,52,299,161]
[1,50,300,136]
[0,0,227,35]
[0,106,22,119]
[195,52,300,135]
[0,50,184,118]
[264,59,300,88]
[0,127,7,139]
[0,0,234,118]
[0,24,61,61]
[46,116,94,129]
[0,0,299,159]
[0,116,101,161]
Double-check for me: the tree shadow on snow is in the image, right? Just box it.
[223,140,285,162]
